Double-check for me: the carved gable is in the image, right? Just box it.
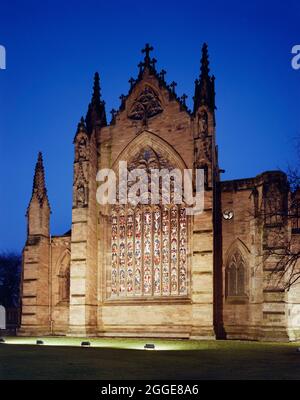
[128,85,163,121]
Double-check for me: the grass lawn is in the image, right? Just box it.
[0,337,300,380]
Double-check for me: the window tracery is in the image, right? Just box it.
[128,85,163,121]
[225,250,247,298]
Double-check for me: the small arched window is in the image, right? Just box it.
[226,250,247,298]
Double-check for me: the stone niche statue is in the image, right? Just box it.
[76,184,87,207]
[77,137,88,161]
[197,110,208,136]
[73,161,88,208]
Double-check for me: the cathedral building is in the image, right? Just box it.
[19,44,300,341]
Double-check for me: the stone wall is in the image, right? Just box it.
[221,172,300,341]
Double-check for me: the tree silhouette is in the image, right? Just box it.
[0,252,21,307]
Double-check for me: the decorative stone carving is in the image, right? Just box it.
[73,162,88,208]
[203,137,212,162]
[116,147,181,205]
[78,137,88,160]
[75,134,89,162]
[128,86,163,122]
[76,185,86,207]
[128,147,172,172]
[197,110,208,136]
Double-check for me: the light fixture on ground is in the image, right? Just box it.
[144,343,155,350]
[81,341,91,347]
[36,340,44,345]
[0,337,5,343]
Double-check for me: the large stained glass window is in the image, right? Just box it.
[110,205,188,297]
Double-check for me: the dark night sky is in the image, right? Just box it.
[0,0,299,252]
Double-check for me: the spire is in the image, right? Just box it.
[76,116,87,133]
[92,71,101,103]
[200,43,210,79]
[85,72,107,134]
[31,152,49,207]
[73,116,87,143]
[193,43,216,113]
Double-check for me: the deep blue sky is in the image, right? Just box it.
[0,0,299,252]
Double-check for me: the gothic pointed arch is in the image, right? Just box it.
[112,130,188,173]
[225,239,249,300]
[56,250,71,304]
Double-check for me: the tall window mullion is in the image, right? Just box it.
[153,207,161,295]
[143,208,152,295]
[134,207,142,295]
[162,206,170,295]
[119,207,126,296]
[126,209,134,295]
[111,210,118,296]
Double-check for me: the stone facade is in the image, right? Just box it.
[19,44,300,341]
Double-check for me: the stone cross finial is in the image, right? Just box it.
[170,81,177,94]
[119,94,126,110]
[129,77,135,89]
[159,69,166,81]
[181,94,188,106]
[142,43,154,62]
[150,58,157,69]
[110,109,117,123]
[110,108,117,117]
[138,61,144,74]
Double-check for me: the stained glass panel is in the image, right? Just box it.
[111,205,187,298]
